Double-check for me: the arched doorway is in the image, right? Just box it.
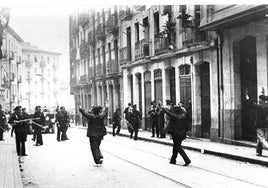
[200,62,211,138]
[240,36,257,141]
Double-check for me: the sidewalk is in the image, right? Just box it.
[101,125,268,167]
[0,132,23,188]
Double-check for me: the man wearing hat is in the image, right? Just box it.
[55,106,69,141]
[8,106,28,156]
[0,104,7,141]
[32,106,45,146]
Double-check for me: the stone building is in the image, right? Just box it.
[0,26,23,111]
[21,42,61,112]
[70,5,268,143]
[69,6,122,122]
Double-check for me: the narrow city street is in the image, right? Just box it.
[19,127,268,188]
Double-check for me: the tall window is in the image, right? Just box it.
[108,43,111,60]
[135,22,139,42]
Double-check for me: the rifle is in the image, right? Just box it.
[11,118,40,126]
[31,121,47,130]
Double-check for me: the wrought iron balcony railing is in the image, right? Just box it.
[154,36,170,55]
[96,23,106,41]
[119,46,130,64]
[182,35,209,48]
[80,42,90,59]
[106,14,119,34]
[135,39,150,60]
[106,59,119,74]
[119,8,133,21]
[96,63,104,77]
[80,74,87,84]
[88,31,96,46]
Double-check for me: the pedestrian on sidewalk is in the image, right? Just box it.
[112,107,121,136]
[159,101,191,166]
[79,105,108,165]
[129,104,142,140]
[149,100,160,138]
[251,95,268,156]
[32,106,45,146]
[0,104,7,141]
[8,106,28,156]
[158,104,166,138]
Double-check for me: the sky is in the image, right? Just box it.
[9,6,70,82]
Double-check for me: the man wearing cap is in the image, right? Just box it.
[148,100,159,138]
[0,104,7,141]
[32,106,45,146]
[8,106,28,156]
[159,102,191,166]
[55,106,69,141]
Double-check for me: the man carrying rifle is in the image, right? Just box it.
[32,106,45,146]
[56,106,69,141]
[8,106,28,156]
[0,104,7,141]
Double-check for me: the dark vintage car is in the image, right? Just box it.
[42,113,56,133]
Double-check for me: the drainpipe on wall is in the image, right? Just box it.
[217,30,224,142]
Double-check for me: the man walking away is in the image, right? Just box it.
[159,102,191,166]
[112,107,121,136]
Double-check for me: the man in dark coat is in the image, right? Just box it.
[112,107,121,136]
[0,104,7,141]
[56,106,70,141]
[8,106,28,156]
[160,103,191,166]
[251,95,268,156]
[129,105,141,140]
[149,100,159,138]
[79,105,108,165]
[32,106,45,146]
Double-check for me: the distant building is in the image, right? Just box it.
[0,26,23,111]
[21,42,61,112]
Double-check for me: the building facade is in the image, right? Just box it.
[70,5,268,143]
[69,7,122,123]
[21,43,61,112]
[0,26,23,111]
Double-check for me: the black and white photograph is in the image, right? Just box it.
[1,0,268,187]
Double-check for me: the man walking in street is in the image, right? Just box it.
[129,104,142,140]
[0,104,7,141]
[159,102,191,166]
[79,105,108,165]
[112,107,121,136]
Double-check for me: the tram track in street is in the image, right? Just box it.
[103,149,192,188]
[106,138,267,188]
